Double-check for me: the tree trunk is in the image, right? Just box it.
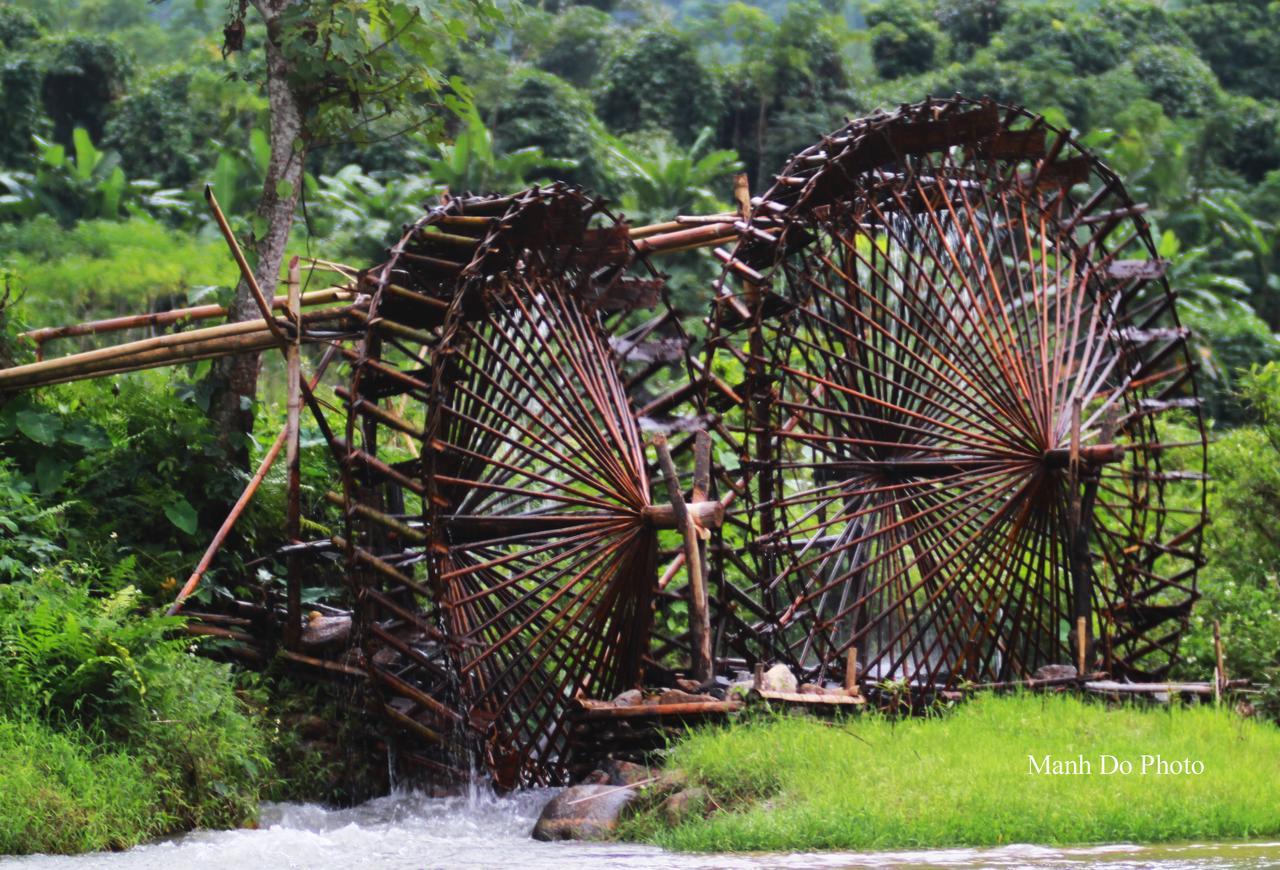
[206,2,306,467]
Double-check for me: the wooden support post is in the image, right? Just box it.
[692,430,711,504]
[1068,396,1096,673]
[284,257,303,651]
[845,647,860,696]
[753,662,765,693]
[1076,616,1087,678]
[655,434,712,683]
[732,172,762,308]
[1213,619,1226,704]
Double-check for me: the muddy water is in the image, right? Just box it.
[4,789,1278,869]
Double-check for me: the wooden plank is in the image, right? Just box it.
[752,689,865,705]
[574,701,742,719]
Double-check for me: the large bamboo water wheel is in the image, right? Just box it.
[702,97,1207,689]
[334,184,690,787]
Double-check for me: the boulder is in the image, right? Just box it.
[761,663,798,693]
[531,784,636,841]
[301,612,352,647]
[1032,664,1078,681]
[661,787,709,826]
[649,768,688,799]
[603,759,650,786]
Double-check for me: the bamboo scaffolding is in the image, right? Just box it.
[20,286,355,356]
[166,344,339,616]
[0,306,357,390]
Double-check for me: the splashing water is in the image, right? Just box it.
[2,789,1278,870]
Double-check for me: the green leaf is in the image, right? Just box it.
[16,410,62,446]
[275,178,294,200]
[99,166,125,218]
[163,498,199,535]
[72,128,99,181]
[249,129,271,174]
[35,455,70,495]
[61,421,110,451]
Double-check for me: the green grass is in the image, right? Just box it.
[622,693,1280,852]
[0,717,167,854]
[0,216,238,326]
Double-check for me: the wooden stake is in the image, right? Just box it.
[845,647,859,695]
[1213,619,1226,704]
[753,662,765,692]
[1076,615,1087,677]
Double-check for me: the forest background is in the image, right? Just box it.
[1,0,1279,854]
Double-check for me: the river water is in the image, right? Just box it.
[4,789,1278,870]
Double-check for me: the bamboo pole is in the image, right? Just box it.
[21,286,354,354]
[204,185,290,346]
[5,333,284,389]
[0,307,355,390]
[655,434,712,682]
[632,223,737,255]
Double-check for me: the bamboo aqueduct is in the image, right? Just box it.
[0,97,1210,789]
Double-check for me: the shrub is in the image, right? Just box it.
[103,71,200,188]
[1173,364,1280,686]
[0,716,160,855]
[0,216,237,323]
[0,565,271,846]
[0,7,41,50]
[1210,96,1280,184]
[1129,44,1221,119]
[595,27,721,146]
[867,0,944,79]
[934,0,1008,59]
[37,35,134,147]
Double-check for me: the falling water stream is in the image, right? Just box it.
[3,788,1278,870]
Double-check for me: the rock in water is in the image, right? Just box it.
[761,663,798,693]
[531,785,636,841]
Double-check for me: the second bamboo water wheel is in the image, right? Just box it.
[702,97,1208,689]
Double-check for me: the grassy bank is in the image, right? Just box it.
[0,573,273,856]
[622,694,1280,852]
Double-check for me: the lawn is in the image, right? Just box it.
[622,693,1280,852]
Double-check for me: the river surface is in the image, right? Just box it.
[4,789,1278,870]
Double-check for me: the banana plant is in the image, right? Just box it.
[605,127,742,224]
[312,164,440,259]
[0,129,187,225]
[418,107,576,195]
